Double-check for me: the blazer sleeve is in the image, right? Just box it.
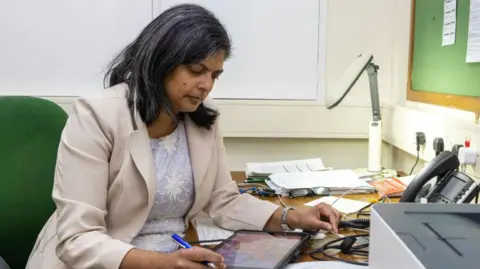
[204,120,280,231]
[52,99,133,269]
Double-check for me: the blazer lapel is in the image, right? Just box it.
[127,109,156,209]
[185,116,214,208]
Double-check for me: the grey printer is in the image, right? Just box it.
[369,203,480,269]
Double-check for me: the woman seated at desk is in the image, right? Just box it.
[26,4,341,269]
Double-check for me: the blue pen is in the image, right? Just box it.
[171,234,216,268]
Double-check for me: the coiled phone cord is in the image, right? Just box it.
[339,218,370,230]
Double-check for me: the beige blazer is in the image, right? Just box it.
[26,84,279,269]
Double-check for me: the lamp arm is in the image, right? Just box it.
[366,62,381,121]
[366,62,382,172]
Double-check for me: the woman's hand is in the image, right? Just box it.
[120,247,225,269]
[288,203,342,233]
[163,247,226,269]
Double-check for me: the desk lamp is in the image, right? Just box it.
[326,53,382,172]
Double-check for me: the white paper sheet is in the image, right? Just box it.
[285,261,364,269]
[245,158,326,176]
[268,170,374,191]
[398,174,416,186]
[443,0,457,46]
[192,214,234,245]
[466,0,480,62]
[305,196,370,214]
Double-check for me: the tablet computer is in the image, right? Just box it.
[213,230,310,269]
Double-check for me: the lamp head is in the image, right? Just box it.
[326,53,373,109]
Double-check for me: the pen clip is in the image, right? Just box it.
[172,239,186,249]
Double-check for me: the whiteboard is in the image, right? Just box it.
[0,0,324,101]
[0,0,152,96]
[154,0,322,100]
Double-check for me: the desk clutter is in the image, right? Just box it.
[192,157,440,267]
[234,158,405,266]
[243,158,401,198]
[210,155,480,268]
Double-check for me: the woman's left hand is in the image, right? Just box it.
[287,203,342,233]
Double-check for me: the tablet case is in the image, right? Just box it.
[213,230,311,269]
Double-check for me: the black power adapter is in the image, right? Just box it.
[410,132,426,175]
[433,137,445,156]
[415,132,426,150]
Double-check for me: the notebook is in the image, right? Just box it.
[367,177,408,197]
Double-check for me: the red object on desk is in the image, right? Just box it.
[368,177,407,198]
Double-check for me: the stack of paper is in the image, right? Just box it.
[268,169,375,195]
[245,158,327,177]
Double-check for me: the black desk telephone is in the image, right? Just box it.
[399,151,480,203]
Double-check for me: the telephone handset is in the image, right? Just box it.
[400,151,480,203]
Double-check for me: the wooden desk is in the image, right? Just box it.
[186,171,400,264]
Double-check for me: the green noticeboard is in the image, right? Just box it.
[411,0,480,97]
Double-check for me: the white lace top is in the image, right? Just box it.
[130,122,195,252]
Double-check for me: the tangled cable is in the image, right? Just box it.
[306,233,369,266]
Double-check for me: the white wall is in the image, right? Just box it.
[36,0,480,177]
[220,0,480,177]
[47,0,396,171]
[224,138,369,171]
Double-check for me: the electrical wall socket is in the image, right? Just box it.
[381,105,480,181]
[384,106,476,163]
[458,147,477,165]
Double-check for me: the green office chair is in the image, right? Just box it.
[0,96,68,269]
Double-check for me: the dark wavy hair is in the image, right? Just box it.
[104,4,231,129]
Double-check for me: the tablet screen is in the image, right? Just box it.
[214,231,305,269]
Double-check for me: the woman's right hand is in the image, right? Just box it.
[121,247,225,269]
[165,247,225,269]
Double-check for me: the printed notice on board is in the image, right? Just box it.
[466,0,480,62]
[443,0,457,46]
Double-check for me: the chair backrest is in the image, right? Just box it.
[0,96,68,269]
